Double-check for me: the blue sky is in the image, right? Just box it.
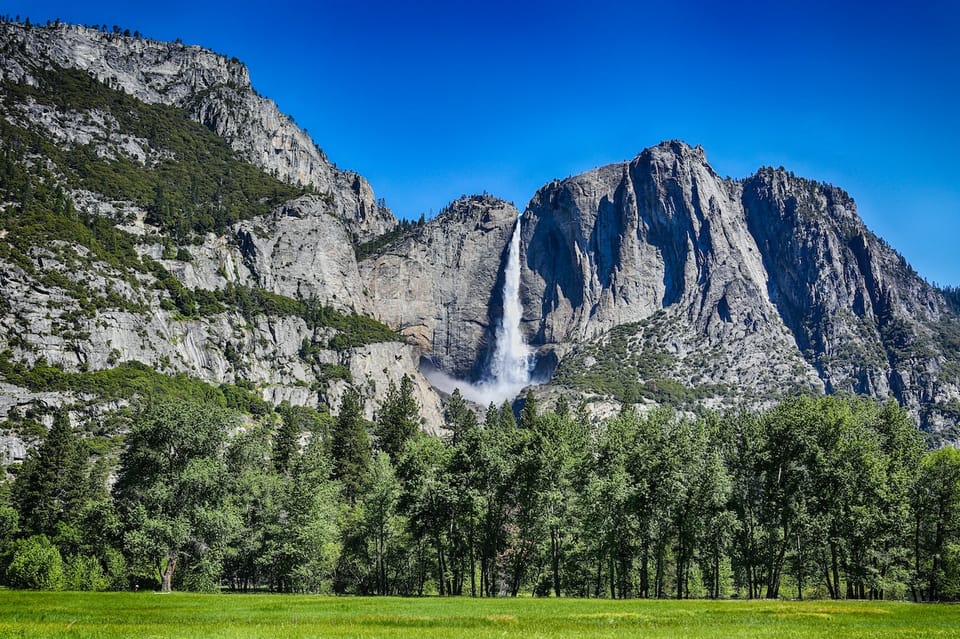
[5,1,959,284]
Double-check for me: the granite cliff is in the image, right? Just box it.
[360,195,520,380]
[0,21,443,455]
[0,21,958,458]
[0,21,394,240]
[520,142,960,436]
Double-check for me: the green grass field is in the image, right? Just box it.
[1,592,958,638]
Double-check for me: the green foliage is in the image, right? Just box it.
[63,553,110,591]
[0,65,301,241]
[358,452,405,595]
[375,375,421,458]
[553,318,727,405]
[940,285,960,315]
[278,437,341,593]
[113,399,238,592]
[0,503,19,546]
[0,140,149,310]
[273,402,331,475]
[353,217,425,262]
[4,535,65,590]
[331,389,371,504]
[0,376,954,600]
[12,410,86,537]
[913,446,960,601]
[212,284,400,350]
[0,353,265,410]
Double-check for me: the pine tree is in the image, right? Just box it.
[332,388,372,503]
[375,375,421,458]
[443,388,477,446]
[13,409,86,537]
[519,389,540,430]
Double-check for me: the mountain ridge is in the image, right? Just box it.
[520,140,960,435]
[0,20,957,455]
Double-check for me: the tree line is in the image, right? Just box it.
[2,381,959,601]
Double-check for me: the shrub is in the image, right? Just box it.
[4,534,65,590]
[64,553,109,591]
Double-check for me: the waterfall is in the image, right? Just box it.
[422,216,534,405]
[487,218,532,388]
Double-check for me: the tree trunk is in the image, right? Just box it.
[481,555,488,598]
[436,538,446,596]
[639,539,649,599]
[551,526,561,598]
[823,558,836,600]
[595,550,603,598]
[469,528,477,598]
[766,519,788,599]
[796,532,803,601]
[932,496,947,601]
[161,551,178,593]
[609,539,616,599]
[912,509,922,602]
[714,550,721,599]
[831,541,841,600]
[676,522,684,600]
[655,541,665,599]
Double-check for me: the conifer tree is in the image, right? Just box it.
[375,375,420,458]
[13,409,86,537]
[443,388,477,446]
[332,388,371,503]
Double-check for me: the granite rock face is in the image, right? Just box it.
[742,168,959,425]
[360,195,519,379]
[521,141,960,432]
[0,21,394,239]
[1,22,958,444]
[235,195,368,309]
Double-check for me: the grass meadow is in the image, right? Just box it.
[0,592,958,638]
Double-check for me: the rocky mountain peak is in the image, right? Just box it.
[436,194,516,228]
[0,20,394,240]
[521,141,960,433]
[636,139,709,165]
[0,22,249,103]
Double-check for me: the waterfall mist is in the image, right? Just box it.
[423,218,535,406]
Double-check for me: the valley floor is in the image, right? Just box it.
[0,591,957,638]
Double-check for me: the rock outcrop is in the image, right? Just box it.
[234,195,368,309]
[360,195,519,379]
[742,168,958,424]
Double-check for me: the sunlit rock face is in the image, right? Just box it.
[360,195,520,381]
[521,141,960,433]
[0,21,443,433]
[1,21,958,436]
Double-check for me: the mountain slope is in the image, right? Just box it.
[0,21,444,451]
[521,141,960,437]
[0,21,394,240]
[0,21,957,451]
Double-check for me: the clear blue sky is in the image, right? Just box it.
[5,1,960,284]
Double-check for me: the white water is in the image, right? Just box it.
[488,218,532,388]
[423,218,534,406]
